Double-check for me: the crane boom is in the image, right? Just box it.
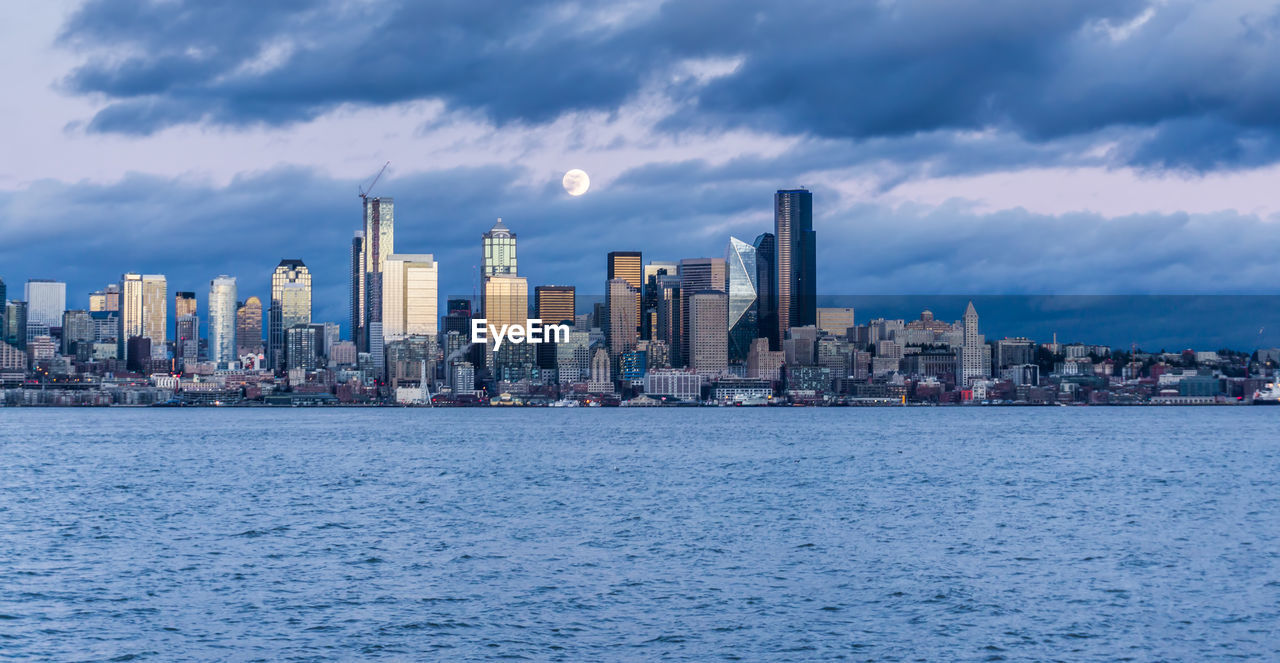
[359,161,391,200]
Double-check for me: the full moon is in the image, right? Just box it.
[562,169,590,196]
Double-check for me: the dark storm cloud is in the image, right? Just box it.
[56,0,1280,170]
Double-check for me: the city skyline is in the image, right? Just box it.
[7,2,1280,333]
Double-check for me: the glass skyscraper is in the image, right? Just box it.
[208,275,237,368]
[269,260,312,372]
[381,254,438,343]
[725,237,759,363]
[752,232,777,349]
[774,189,816,343]
[24,279,66,328]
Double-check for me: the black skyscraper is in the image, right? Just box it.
[753,232,777,350]
[774,189,815,342]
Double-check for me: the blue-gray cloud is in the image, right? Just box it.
[56,0,1280,170]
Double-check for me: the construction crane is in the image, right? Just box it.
[359,161,391,201]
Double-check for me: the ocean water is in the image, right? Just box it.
[1,408,1277,662]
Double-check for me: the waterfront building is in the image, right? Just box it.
[689,290,728,377]
[644,369,704,400]
[775,189,816,342]
[725,237,759,363]
[269,260,311,371]
[209,276,237,368]
[382,254,439,343]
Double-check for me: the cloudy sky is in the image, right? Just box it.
[3,0,1280,329]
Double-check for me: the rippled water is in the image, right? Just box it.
[1,408,1278,661]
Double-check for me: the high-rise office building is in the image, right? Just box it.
[382,254,439,343]
[482,275,528,332]
[0,277,5,309]
[442,298,473,337]
[4,301,27,350]
[642,261,678,340]
[269,260,312,371]
[176,314,198,367]
[725,237,759,363]
[654,274,681,366]
[361,198,394,353]
[119,273,167,359]
[534,285,575,326]
[24,279,66,329]
[960,301,986,385]
[175,291,197,320]
[816,308,855,337]
[678,258,725,367]
[209,276,237,368]
[350,231,365,348]
[753,233,777,349]
[285,325,318,372]
[607,251,642,337]
[61,310,94,356]
[482,218,517,278]
[689,290,728,377]
[605,278,639,359]
[236,296,263,357]
[89,284,120,313]
[775,189,816,343]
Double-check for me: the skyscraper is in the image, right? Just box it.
[752,232,777,349]
[269,260,312,371]
[61,310,94,356]
[607,251,643,337]
[236,296,263,357]
[350,230,365,348]
[24,279,66,329]
[482,218,517,278]
[960,301,986,386]
[775,189,816,343]
[605,278,639,359]
[482,275,528,332]
[176,314,198,368]
[689,290,728,377]
[362,197,394,353]
[534,285,575,326]
[209,276,237,368]
[654,274,681,366]
[678,258,726,367]
[4,301,27,350]
[382,254,439,343]
[642,261,678,340]
[119,273,167,359]
[725,237,759,363]
[175,291,197,320]
[89,284,120,313]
